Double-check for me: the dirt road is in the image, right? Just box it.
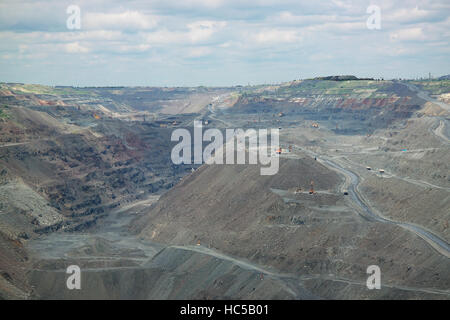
[400,81,450,112]
[320,157,450,258]
[0,142,30,148]
[433,119,449,143]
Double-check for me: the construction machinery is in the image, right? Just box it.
[309,180,314,194]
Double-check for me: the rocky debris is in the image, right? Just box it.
[133,156,450,298]
[1,80,449,299]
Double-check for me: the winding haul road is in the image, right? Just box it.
[399,81,450,143]
[321,158,450,258]
[299,82,450,258]
[400,81,450,112]
[283,145,449,258]
[433,120,449,143]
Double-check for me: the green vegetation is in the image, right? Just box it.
[0,105,9,119]
[7,83,95,96]
[241,79,389,100]
[410,80,450,95]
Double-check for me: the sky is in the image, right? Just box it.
[0,0,449,87]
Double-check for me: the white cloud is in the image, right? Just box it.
[0,0,449,85]
[273,11,338,26]
[186,46,213,57]
[331,0,353,10]
[144,20,226,45]
[187,20,227,43]
[117,44,151,53]
[145,29,184,45]
[385,6,441,24]
[168,0,225,8]
[84,11,158,31]
[309,53,333,61]
[45,30,123,42]
[390,27,426,41]
[304,21,366,34]
[65,42,90,53]
[251,29,302,44]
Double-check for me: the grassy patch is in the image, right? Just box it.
[0,105,10,119]
[9,84,95,96]
[410,80,450,95]
[250,80,388,99]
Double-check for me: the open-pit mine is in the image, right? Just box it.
[0,78,449,300]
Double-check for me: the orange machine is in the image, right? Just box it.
[309,180,314,194]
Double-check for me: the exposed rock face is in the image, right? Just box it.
[1,80,448,299]
[0,85,204,298]
[29,245,311,300]
[133,158,450,299]
[232,80,423,133]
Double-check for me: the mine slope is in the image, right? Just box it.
[0,79,449,299]
[132,79,450,299]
